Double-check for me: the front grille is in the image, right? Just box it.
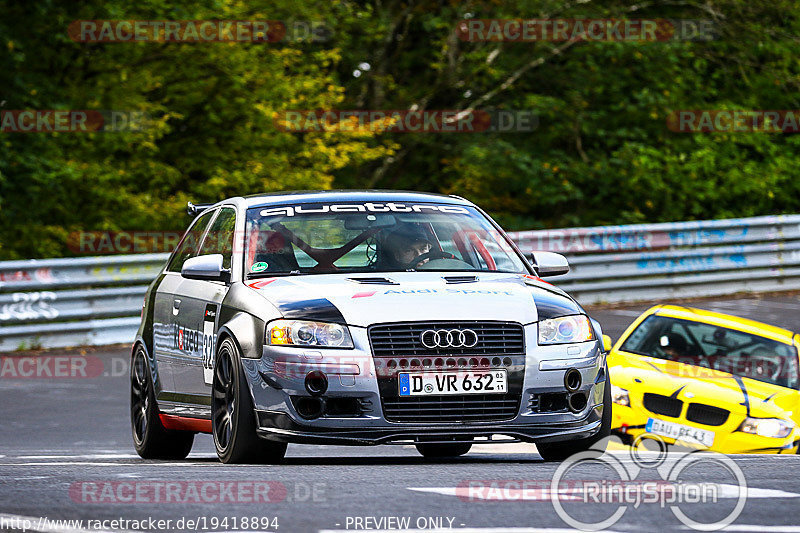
[686,403,729,426]
[369,321,525,357]
[382,394,520,423]
[643,393,683,418]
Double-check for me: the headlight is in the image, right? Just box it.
[611,385,630,407]
[267,319,353,348]
[738,417,794,439]
[538,315,594,345]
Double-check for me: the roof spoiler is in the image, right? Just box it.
[187,201,214,216]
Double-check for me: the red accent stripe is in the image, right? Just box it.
[247,278,276,289]
[159,413,212,433]
[352,291,376,298]
[523,274,552,285]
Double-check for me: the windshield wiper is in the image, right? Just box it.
[246,270,303,279]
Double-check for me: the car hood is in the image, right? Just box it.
[244,272,582,327]
[610,351,798,418]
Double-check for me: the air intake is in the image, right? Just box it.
[347,277,399,285]
[443,275,479,284]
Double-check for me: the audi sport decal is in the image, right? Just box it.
[379,288,513,296]
[259,203,470,218]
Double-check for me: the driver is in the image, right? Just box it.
[383,224,432,269]
[660,332,690,359]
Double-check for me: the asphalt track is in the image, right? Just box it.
[2,294,800,533]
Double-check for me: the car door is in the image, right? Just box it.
[153,208,216,395]
[171,206,237,397]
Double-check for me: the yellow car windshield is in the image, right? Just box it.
[620,315,800,389]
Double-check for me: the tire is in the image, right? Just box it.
[212,337,287,464]
[130,345,194,459]
[415,441,472,458]
[536,366,612,462]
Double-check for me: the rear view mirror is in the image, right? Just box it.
[181,254,230,282]
[343,214,397,230]
[528,251,570,277]
[603,335,613,352]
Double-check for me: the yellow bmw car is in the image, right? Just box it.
[608,305,800,454]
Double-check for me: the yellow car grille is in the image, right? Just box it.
[642,392,732,427]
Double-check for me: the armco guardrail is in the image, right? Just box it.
[2,214,800,350]
[509,214,800,305]
[0,254,168,351]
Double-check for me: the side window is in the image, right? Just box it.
[198,207,236,269]
[166,210,216,273]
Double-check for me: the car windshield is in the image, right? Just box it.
[620,315,800,389]
[243,201,527,276]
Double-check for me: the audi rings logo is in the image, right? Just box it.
[420,329,479,349]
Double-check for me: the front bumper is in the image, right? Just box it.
[612,402,799,454]
[254,410,603,445]
[243,323,607,446]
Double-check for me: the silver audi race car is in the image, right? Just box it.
[130,191,611,463]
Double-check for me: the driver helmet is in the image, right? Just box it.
[383,223,432,267]
[660,332,689,357]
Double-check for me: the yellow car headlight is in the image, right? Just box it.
[267,319,353,348]
[738,417,794,439]
[538,315,594,345]
[611,385,630,407]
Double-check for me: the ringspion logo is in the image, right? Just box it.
[550,437,747,531]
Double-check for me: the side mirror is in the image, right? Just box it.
[181,254,230,282]
[603,335,613,352]
[528,251,570,277]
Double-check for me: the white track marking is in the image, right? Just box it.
[683,527,800,532]
[409,484,800,500]
[16,454,139,460]
[609,309,644,317]
[467,443,537,454]
[321,529,627,533]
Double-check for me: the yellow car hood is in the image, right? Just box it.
[611,351,798,418]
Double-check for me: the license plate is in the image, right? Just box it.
[398,370,508,396]
[646,418,715,447]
